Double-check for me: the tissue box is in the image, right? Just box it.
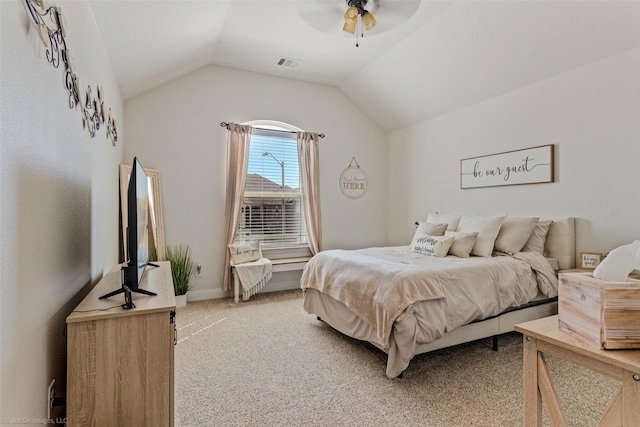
[558,272,640,349]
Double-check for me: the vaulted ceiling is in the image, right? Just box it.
[90,0,640,132]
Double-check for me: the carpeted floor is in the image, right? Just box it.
[174,290,618,426]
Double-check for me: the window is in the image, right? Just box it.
[235,124,307,248]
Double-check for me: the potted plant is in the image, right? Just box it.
[165,244,195,307]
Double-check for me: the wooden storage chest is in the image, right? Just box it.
[558,272,640,349]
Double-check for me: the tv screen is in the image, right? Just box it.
[100,157,156,305]
[128,157,149,290]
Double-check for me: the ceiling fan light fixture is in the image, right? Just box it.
[342,0,378,46]
[361,11,376,31]
[344,6,358,23]
[343,20,357,34]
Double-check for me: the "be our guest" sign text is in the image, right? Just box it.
[460,145,554,189]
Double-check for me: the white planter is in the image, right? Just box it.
[175,294,187,308]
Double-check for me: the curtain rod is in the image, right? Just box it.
[220,122,325,139]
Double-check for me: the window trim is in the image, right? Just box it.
[242,120,303,133]
[262,245,312,261]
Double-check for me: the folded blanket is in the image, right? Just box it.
[233,258,273,301]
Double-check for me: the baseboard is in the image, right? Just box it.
[186,279,301,302]
[258,280,301,294]
[186,288,228,302]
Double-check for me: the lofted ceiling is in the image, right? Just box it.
[89,0,640,132]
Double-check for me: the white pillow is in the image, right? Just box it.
[445,231,478,258]
[410,234,455,257]
[228,241,262,265]
[426,213,463,231]
[456,214,506,257]
[522,220,553,254]
[411,222,447,245]
[494,217,539,255]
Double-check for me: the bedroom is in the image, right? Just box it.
[1,0,639,424]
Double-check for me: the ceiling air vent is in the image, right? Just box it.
[276,57,302,69]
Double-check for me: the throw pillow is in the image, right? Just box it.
[411,222,447,245]
[456,214,506,257]
[228,241,262,265]
[445,231,479,258]
[522,220,553,254]
[494,217,539,255]
[410,234,455,257]
[426,213,463,231]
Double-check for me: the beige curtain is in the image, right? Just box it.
[297,131,322,255]
[222,123,253,291]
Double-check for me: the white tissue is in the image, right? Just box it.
[592,240,640,282]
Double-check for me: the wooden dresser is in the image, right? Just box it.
[66,261,176,427]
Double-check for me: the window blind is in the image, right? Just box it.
[235,128,308,247]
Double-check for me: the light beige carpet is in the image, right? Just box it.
[174,290,618,426]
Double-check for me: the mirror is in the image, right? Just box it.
[119,164,166,262]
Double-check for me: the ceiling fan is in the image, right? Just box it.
[296,0,421,45]
[343,0,379,33]
[342,0,380,46]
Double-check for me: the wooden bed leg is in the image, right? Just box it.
[492,335,498,351]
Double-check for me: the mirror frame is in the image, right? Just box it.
[119,164,166,261]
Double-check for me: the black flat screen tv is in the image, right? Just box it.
[100,157,156,307]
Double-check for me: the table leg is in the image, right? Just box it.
[523,336,542,427]
[233,269,239,304]
[622,370,640,426]
[599,388,622,426]
[536,353,568,426]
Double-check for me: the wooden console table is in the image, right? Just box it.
[66,261,176,427]
[515,315,640,426]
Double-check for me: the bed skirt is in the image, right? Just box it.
[303,289,558,378]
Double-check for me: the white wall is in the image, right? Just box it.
[124,65,387,300]
[1,1,123,421]
[387,48,640,258]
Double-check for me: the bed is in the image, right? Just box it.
[300,215,575,378]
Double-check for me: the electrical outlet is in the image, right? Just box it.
[47,379,55,419]
[195,263,202,277]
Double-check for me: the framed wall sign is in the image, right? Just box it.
[460,144,554,189]
[339,157,367,199]
[580,252,603,270]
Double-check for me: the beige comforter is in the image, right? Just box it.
[301,246,558,352]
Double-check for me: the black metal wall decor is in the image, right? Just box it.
[23,0,118,146]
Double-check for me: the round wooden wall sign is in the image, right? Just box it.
[339,158,367,199]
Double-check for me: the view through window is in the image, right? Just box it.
[235,126,307,248]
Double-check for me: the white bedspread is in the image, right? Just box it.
[301,246,558,351]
